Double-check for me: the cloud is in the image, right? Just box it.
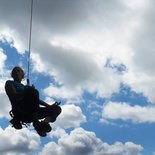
[0,0,32,53]
[0,0,153,154]
[43,83,83,103]
[34,40,122,100]
[0,48,7,74]
[0,92,11,119]
[123,71,155,102]
[39,127,143,155]
[0,49,11,119]
[0,126,40,155]
[28,0,154,102]
[121,0,155,102]
[0,27,26,54]
[54,104,86,129]
[49,127,67,139]
[0,0,153,104]
[101,102,155,123]
[0,0,141,100]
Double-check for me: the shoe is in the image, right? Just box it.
[10,118,22,130]
[41,121,52,133]
[33,121,47,137]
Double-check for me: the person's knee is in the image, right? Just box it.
[49,105,62,116]
[56,105,62,115]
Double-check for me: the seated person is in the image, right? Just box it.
[5,66,61,137]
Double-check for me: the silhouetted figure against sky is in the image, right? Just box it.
[5,66,61,137]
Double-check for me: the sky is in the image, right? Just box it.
[0,0,155,154]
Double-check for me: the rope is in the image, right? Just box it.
[27,0,34,85]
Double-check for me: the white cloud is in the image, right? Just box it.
[0,126,40,155]
[123,71,155,102]
[0,27,27,54]
[54,104,86,129]
[27,0,154,102]
[39,41,123,100]
[102,102,155,123]
[0,0,136,101]
[49,128,67,139]
[1,0,153,103]
[43,84,83,103]
[0,92,11,119]
[123,0,149,10]
[0,0,153,154]
[39,127,143,155]
[0,48,7,76]
[121,0,155,103]
[0,49,13,119]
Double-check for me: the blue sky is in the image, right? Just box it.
[0,0,155,155]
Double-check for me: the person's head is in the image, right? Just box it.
[11,66,25,81]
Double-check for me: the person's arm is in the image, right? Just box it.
[39,100,50,107]
[5,81,24,100]
[39,100,61,107]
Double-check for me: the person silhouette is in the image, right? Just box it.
[5,66,61,136]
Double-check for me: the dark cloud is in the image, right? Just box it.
[0,0,128,35]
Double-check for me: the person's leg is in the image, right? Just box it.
[21,87,47,136]
[38,105,62,123]
[22,86,39,113]
[10,107,22,129]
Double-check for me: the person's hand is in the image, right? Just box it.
[49,101,61,108]
[54,101,61,106]
[46,101,61,110]
[32,84,35,89]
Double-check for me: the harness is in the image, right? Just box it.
[9,110,30,128]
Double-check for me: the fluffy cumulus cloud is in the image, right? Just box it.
[0,0,134,100]
[0,127,143,155]
[0,49,11,119]
[54,104,86,128]
[31,0,155,103]
[0,91,11,119]
[0,0,155,103]
[34,40,122,100]
[0,0,32,53]
[101,102,155,124]
[0,126,40,155]
[1,0,155,154]
[122,0,155,103]
[39,127,143,155]
[0,48,7,74]
[29,0,134,100]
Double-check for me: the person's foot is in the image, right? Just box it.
[33,121,47,137]
[10,118,22,129]
[41,121,52,132]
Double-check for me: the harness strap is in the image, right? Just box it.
[9,110,30,128]
[9,110,14,118]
